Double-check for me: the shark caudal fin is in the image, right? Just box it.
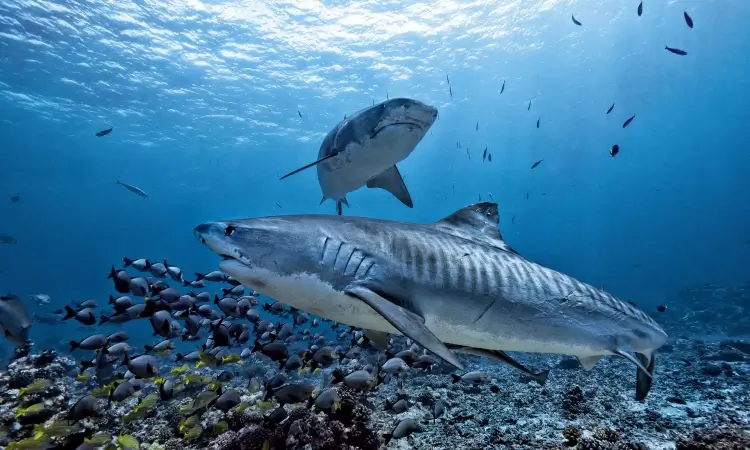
[635,352,655,401]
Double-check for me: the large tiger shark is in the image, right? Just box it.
[279,98,437,215]
[195,202,668,400]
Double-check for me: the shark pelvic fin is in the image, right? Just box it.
[279,152,340,180]
[344,285,464,370]
[448,345,549,385]
[576,355,603,371]
[366,165,413,208]
[635,352,655,401]
[435,202,518,254]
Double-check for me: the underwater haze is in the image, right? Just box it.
[1,0,750,448]
[2,0,750,308]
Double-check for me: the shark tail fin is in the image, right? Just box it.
[366,165,413,208]
[635,352,655,401]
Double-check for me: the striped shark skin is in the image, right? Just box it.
[195,202,668,400]
[279,98,438,215]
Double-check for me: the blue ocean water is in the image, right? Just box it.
[0,0,749,353]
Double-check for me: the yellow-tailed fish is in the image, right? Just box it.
[7,436,51,450]
[178,415,200,432]
[137,392,159,410]
[212,420,229,436]
[183,424,203,441]
[76,373,91,382]
[183,373,203,386]
[18,379,52,396]
[221,353,241,364]
[84,431,113,446]
[116,434,139,450]
[170,364,189,376]
[198,347,217,367]
[122,408,148,423]
[33,421,81,437]
[232,402,250,413]
[16,403,45,418]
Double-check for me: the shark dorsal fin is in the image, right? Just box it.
[435,202,518,254]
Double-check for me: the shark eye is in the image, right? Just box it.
[380,104,385,110]
[225,225,236,236]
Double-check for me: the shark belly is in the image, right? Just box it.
[219,260,609,358]
[319,124,421,199]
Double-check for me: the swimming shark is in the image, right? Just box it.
[279,98,438,215]
[195,202,668,400]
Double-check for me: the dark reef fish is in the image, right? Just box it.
[622,115,636,128]
[684,11,693,28]
[572,15,582,26]
[637,1,643,16]
[95,127,113,137]
[0,233,17,244]
[610,144,620,157]
[666,46,687,56]
[116,179,148,197]
[607,104,614,114]
[531,159,543,169]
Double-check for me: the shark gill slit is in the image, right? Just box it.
[319,237,330,264]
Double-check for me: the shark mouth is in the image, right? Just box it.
[370,121,425,139]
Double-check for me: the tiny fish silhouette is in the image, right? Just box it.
[526,192,529,200]
[476,121,478,131]
[610,144,619,157]
[500,80,505,94]
[446,75,450,84]
[511,215,515,224]
[449,86,453,98]
[96,127,113,137]
[297,110,302,118]
[116,179,148,198]
[622,115,636,128]
[530,159,543,169]
[488,153,492,162]
[683,11,693,28]
[483,148,487,161]
[528,100,531,111]
[637,1,642,17]
[536,118,540,128]
[665,46,687,56]
[606,104,615,114]
[572,15,582,26]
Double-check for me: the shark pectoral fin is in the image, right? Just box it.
[635,352,655,401]
[365,166,413,208]
[614,349,651,376]
[576,355,603,371]
[344,285,463,370]
[449,346,549,385]
[279,152,339,180]
[363,329,389,350]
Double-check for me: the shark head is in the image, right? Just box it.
[194,218,324,291]
[317,98,438,205]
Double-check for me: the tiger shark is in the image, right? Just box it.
[195,202,668,399]
[279,98,438,215]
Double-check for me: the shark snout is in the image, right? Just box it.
[194,222,232,255]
